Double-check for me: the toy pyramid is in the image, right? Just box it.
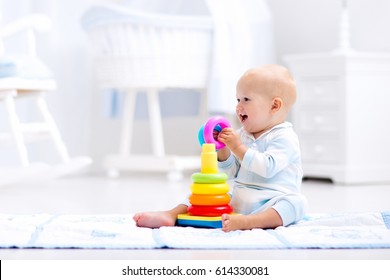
[177,143,234,228]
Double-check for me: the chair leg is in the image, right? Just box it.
[34,93,70,163]
[2,91,29,167]
[147,88,165,157]
[119,89,136,156]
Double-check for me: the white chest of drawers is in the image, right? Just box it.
[284,52,390,184]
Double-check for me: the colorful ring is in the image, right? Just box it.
[200,116,231,150]
[190,183,230,195]
[188,204,233,217]
[204,116,231,150]
[198,124,223,147]
[191,172,228,184]
[198,125,206,146]
[189,194,231,206]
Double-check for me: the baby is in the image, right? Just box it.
[133,64,307,232]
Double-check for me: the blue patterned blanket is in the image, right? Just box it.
[1,212,389,249]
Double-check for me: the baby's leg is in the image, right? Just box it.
[133,211,175,228]
[221,208,283,232]
[133,204,188,229]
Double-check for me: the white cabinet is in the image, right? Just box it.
[284,52,390,184]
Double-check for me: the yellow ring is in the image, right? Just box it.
[190,183,229,195]
[191,172,228,184]
[189,194,230,206]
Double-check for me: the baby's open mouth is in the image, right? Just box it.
[240,114,248,122]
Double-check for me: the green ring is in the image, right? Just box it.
[191,172,228,184]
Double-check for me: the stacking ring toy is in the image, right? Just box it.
[189,194,231,206]
[188,204,233,217]
[198,124,222,146]
[190,183,230,195]
[191,172,228,184]
[198,116,231,150]
[198,125,206,146]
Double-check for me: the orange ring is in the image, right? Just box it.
[188,204,233,217]
[190,183,229,195]
[189,194,230,206]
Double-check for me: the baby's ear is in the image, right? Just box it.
[271,97,283,112]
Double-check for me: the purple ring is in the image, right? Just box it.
[203,116,231,150]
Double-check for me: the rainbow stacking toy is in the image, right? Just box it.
[177,143,234,228]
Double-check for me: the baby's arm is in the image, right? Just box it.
[216,146,230,162]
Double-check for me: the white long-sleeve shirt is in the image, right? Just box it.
[218,121,307,226]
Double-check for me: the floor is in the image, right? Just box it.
[1,171,390,260]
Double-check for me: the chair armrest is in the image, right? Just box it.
[0,14,51,39]
[0,14,52,57]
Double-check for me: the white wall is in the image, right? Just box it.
[2,0,390,171]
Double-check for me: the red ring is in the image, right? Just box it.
[188,204,233,217]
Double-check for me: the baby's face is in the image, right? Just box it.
[235,77,276,138]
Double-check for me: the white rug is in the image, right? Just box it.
[1,211,389,249]
[0,214,159,249]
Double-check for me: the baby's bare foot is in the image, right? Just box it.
[221,214,249,232]
[133,211,176,228]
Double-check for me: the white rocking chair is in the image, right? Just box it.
[0,14,91,185]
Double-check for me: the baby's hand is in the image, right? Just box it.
[218,128,247,160]
[218,128,240,149]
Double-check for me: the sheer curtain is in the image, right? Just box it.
[206,0,275,114]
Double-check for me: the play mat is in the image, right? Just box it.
[1,211,389,249]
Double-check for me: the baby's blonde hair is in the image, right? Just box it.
[239,64,297,112]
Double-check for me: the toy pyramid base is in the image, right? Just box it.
[177,214,222,228]
[177,213,238,228]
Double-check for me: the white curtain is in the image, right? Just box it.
[205,0,275,114]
